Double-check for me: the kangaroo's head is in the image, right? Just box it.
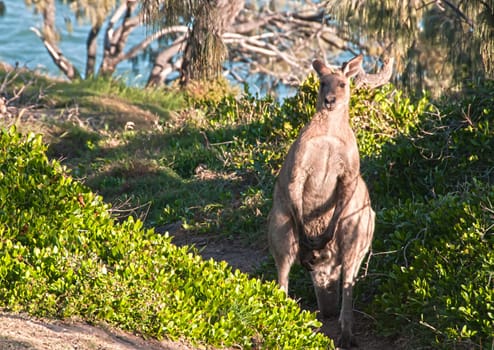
[313,55,363,112]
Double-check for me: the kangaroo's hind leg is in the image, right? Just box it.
[338,188,375,348]
[268,205,298,293]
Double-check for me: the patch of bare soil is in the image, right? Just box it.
[159,222,269,275]
[0,229,396,350]
[0,312,194,350]
[319,313,397,350]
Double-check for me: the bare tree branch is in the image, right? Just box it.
[228,12,279,33]
[147,1,366,87]
[29,0,79,80]
[104,2,129,54]
[100,2,139,76]
[123,26,188,61]
[438,0,474,29]
[30,27,79,80]
[146,36,186,87]
[354,57,395,89]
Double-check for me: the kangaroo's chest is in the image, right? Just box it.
[299,135,350,206]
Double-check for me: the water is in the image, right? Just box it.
[0,0,151,85]
[0,0,296,97]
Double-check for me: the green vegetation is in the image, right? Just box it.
[0,65,493,348]
[360,82,494,348]
[0,127,332,349]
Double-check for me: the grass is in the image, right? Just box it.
[2,67,267,238]
[1,64,493,349]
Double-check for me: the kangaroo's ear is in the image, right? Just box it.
[342,55,363,78]
[312,59,333,77]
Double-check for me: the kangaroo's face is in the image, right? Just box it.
[317,72,350,111]
[313,56,364,112]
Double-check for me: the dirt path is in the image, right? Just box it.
[0,230,396,350]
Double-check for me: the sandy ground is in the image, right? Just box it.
[0,312,194,350]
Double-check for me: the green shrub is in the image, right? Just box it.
[368,184,493,348]
[364,88,493,207]
[0,127,333,349]
[350,84,432,158]
[361,81,494,348]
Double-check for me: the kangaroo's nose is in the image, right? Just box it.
[324,96,336,109]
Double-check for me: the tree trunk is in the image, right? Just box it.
[86,24,101,78]
[179,0,244,86]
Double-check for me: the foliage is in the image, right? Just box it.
[363,81,494,208]
[327,0,494,95]
[369,187,494,348]
[357,80,494,347]
[349,84,431,158]
[0,127,333,349]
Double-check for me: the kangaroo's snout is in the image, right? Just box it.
[324,95,337,110]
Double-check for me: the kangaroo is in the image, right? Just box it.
[268,55,386,348]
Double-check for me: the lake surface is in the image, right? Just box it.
[0,0,152,86]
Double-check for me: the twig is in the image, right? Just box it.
[353,308,377,323]
[0,65,20,95]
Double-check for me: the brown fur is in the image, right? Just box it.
[268,55,378,348]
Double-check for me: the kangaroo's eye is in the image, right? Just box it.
[339,82,346,88]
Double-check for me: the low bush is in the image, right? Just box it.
[358,81,494,348]
[0,127,333,349]
[363,84,494,208]
[369,185,493,347]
